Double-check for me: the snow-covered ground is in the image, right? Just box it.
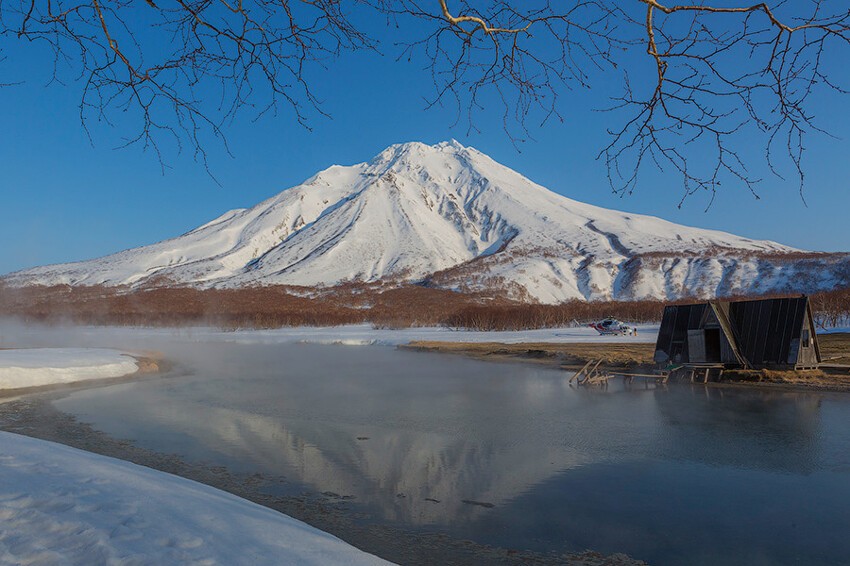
[202,323,660,345]
[0,322,660,350]
[0,431,390,565]
[0,348,140,391]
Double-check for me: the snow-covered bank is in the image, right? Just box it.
[220,323,661,346]
[0,431,390,565]
[0,348,140,391]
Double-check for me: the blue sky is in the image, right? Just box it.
[1,7,849,275]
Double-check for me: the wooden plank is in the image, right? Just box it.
[710,301,748,368]
[611,372,667,379]
[583,359,604,383]
[583,373,614,385]
[688,329,706,362]
[579,361,605,385]
[570,359,593,383]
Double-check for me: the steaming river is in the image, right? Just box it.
[7,337,850,565]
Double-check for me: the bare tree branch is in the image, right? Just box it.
[1,0,378,171]
[0,1,847,204]
[397,1,848,204]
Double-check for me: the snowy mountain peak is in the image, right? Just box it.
[4,141,848,302]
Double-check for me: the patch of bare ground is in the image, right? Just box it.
[816,333,850,366]
[718,369,850,391]
[403,341,655,371]
[132,353,170,374]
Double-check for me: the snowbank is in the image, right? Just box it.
[162,323,661,346]
[0,431,390,565]
[0,323,660,352]
[0,348,139,390]
[5,321,842,362]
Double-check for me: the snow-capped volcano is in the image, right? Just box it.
[4,140,849,302]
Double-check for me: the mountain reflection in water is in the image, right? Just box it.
[52,341,850,565]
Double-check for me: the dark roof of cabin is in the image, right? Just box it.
[655,296,819,367]
[728,297,812,367]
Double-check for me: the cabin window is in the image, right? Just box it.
[802,329,810,349]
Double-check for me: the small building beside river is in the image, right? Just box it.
[654,296,821,371]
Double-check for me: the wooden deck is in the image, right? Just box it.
[568,359,672,387]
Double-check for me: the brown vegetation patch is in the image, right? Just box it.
[132,355,167,374]
[1,282,849,332]
[721,369,824,381]
[404,341,655,370]
[719,368,850,391]
[816,332,850,365]
[0,283,668,329]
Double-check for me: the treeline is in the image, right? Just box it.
[0,284,364,328]
[1,282,849,331]
[811,287,850,329]
[441,301,666,331]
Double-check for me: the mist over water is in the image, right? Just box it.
[4,320,850,565]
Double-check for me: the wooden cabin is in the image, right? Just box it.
[654,296,821,370]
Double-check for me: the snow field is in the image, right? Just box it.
[0,431,391,565]
[0,348,140,391]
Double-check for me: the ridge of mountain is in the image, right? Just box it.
[4,140,849,302]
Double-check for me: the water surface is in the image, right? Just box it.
[52,341,850,565]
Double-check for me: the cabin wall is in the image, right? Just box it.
[796,323,819,368]
[654,304,708,364]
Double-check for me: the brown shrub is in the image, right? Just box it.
[1,281,848,331]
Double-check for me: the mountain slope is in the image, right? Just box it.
[4,140,849,302]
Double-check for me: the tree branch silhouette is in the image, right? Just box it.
[1,1,847,201]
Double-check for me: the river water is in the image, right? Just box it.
[42,341,850,565]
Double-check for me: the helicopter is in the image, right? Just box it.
[589,318,633,336]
